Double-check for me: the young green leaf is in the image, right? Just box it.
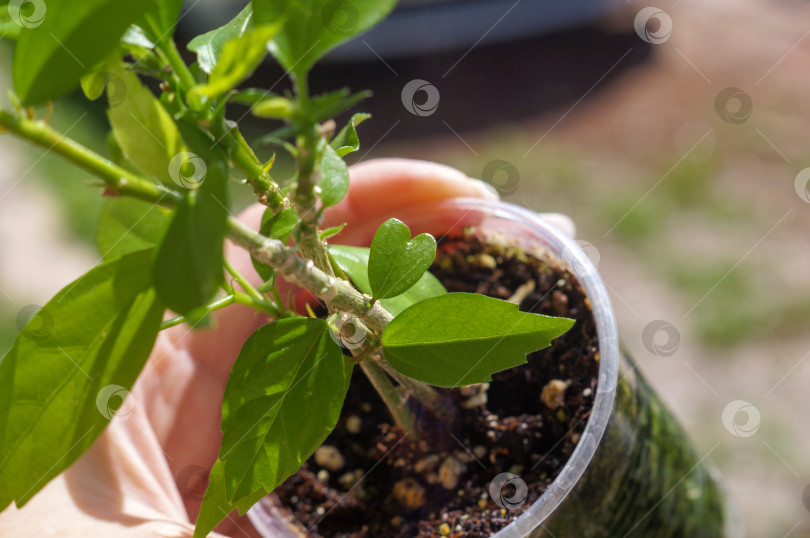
[107,64,186,186]
[187,23,281,107]
[368,218,437,300]
[188,4,253,74]
[331,113,370,157]
[250,96,295,119]
[139,0,184,44]
[251,207,299,281]
[97,197,171,261]
[320,223,346,240]
[381,293,575,387]
[12,0,154,105]
[329,245,446,317]
[252,0,397,76]
[0,250,164,510]
[309,88,370,124]
[320,144,350,208]
[193,460,266,538]
[152,123,230,318]
[218,318,351,501]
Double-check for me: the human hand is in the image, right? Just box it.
[0,158,573,537]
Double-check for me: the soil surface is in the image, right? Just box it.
[271,231,600,537]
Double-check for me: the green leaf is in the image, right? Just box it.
[309,88,370,124]
[12,0,154,105]
[382,293,575,387]
[97,197,171,261]
[193,459,266,538]
[250,96,295,119]
[251,208,299,281]
[139,0,184,44]
[188,23,281,107]
[107,63,186,187]
[152,123,230,318]
[80,69,108,101]
[187,4,252,74]
[0,250,164,510]
[319,144,349,208]
[329,245,446,317]
[230,88,280,107]
[319,223,346,240]
[331,112,370,157]
[368,218,437,300]
[219,318,351,501]
[252,0,397,76]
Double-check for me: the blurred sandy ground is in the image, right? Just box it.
[1,0,810,536]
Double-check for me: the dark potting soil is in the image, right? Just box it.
[271,231,600,537]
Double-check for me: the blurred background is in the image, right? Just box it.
[1,0,809,535]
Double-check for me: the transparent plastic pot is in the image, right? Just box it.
[248,198,739,538]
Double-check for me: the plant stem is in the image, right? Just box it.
[291,74,333,276]
[224,259,266,304]
[220,123,292,210]
[0,110,180,204]
[359,358,416,438]
[159,294,237,330]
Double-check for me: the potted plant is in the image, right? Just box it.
[0,0,737,536]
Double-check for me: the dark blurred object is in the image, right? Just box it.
[178,0,650,140]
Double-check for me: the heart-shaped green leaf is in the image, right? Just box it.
[330,245,446,316]
[368,218,437,300]
[382,293,575,387]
